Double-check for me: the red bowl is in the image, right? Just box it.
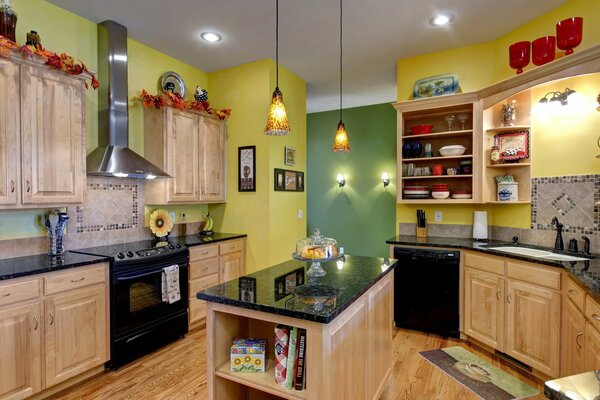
[452,190,471,195]
[409,125,434,135]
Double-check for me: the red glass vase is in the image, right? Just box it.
[556,17,583,55]
[509,41,530,74]
[532,36,556,66]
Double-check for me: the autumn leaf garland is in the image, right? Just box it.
[140,90,232,120]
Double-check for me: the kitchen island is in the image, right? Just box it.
[197,255,396,400]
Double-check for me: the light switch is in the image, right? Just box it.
[435,211,443,222]
[297,209,303,219]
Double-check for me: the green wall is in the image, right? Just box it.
[307,104,396,257]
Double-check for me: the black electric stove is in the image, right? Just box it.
[71,239,190,369]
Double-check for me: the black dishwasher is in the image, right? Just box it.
[393,247,460,338]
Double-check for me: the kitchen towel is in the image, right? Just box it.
[161,264,181,304]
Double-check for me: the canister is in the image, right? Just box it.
[459,160,472,175]
[497,182,519,201]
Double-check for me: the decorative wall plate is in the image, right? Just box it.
[159,71,186,98]
[494,130,530,161]
[413,74,459,99]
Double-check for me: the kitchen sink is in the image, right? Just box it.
[486,246,589,262]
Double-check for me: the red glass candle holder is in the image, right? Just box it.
[532,36,556,66]
[556,17,583,55]
[509,41,530,74]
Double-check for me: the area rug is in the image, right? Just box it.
[419,347,539,400]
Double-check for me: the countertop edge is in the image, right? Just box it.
[0,255,111,281]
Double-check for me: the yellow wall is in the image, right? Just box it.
[396,0,600,230]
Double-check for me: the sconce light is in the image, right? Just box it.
[538,87,576,106]
[336,259,344,270]
[596,92,600,112]
[336,173,346,187]
[381,172,390,187]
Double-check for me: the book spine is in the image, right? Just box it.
[294,328,306,390]
[285,326,298,390]
[274,325,290,385]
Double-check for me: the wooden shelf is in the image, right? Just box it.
[402,175,472,180]
[399,198,476,204]
[485,125,530,133]
[486,163,531,168]
[486,200,531,204]
[404,155,472,163]
[216,359,306,400]
[401,130,472,140]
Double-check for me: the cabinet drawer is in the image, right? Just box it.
[586,295,600,331]
[0,278,40,307]
[190,273,219,295]
[506,261,561,290]
[189,244,218,261]
[190,257,219,279]
[219,239,243,255]
[44,264,106,295]
[565,276,585,312]
[189,298,207,323]
[464,252,504,275]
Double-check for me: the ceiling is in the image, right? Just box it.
[48,0,567,113]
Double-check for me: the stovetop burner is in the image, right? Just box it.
[70,239,186,263]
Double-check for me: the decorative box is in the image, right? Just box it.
[230,338,267,373]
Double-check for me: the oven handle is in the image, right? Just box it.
[116,269,164,281]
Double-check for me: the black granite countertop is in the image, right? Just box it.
[386,235,600,304]
[197,255,396,323]
[544,370,599,399]
[174,232,247,247]
[0,252,111,281]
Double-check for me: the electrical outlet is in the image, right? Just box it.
[434,211,443,222]
[170,212,176,221]
[298,209,303,219]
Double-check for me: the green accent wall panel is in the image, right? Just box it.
[307,103,396,257]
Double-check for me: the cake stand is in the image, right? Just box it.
[291,253,343,277]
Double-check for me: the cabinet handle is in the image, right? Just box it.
[49,311,54,325]
[568,289,578,296]
[576,332,584,349]
[496,289,501,301]
[507,292,512,304]
[10,180,14,193]
[592,314,600,321]
[34,316,39,331]
[70,277,85,283]
[1,292,10,297]
[26,180,31,192]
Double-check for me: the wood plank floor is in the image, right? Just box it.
[51,327,546,400]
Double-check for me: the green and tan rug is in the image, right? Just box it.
[420,347,539,400]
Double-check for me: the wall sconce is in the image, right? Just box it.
[336,173,346,187]
[538,87,576,106]
[596,92,600,112]
[381,172,390,187]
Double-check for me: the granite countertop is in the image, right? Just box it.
[197,255,396,323]
[174,232,247,247]
[544,370,600,399]
[0,252,111,281]
[386,235,600,304]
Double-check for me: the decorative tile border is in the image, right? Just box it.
[76,182,139,233]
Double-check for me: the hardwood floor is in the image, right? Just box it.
[51,327,546,400]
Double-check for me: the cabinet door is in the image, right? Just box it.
[20,65,85,205]
[585,322,600,371]
[505,279,560,377]
[464,268,505,351]
[0,302,42,399]
[219,251,242,283]
[198,116,225,202]
[0,59,19,206]
[166,108,199,203]
[561,299,586,377]
[44,284,107,387]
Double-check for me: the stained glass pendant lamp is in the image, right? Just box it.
[264,0,291,136]
[332,0,350,152]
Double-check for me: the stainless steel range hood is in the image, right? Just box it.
[87,20,170,179]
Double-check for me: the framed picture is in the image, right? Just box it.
[284,146,296,166]
[274,168,305,192]
[238,146,256,192]
[238,277,257,303]
[494,130,529,161]
[274,267,305,301]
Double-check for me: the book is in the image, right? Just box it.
[285,326,299,390]
[294,328,306,390]
[274,325,290,385]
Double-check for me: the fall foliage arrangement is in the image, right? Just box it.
[140,89,232,120]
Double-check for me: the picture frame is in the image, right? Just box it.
[494,130,530,161]
[274,267,305,301]
[238,146,256,192]
[274,168,305,192]
[238,277,257,303]
[284,146,296,166]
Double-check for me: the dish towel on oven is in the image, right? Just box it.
[161,264,181,304]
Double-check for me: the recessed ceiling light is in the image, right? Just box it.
[430,13,454,26]
[201,32,222,42]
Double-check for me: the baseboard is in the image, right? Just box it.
[30,365,106,400]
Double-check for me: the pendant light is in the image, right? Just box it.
[264,0,291,136]
[332,0,350,152]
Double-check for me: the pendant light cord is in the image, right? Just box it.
[339,0,343,122]
[276,0,279,89]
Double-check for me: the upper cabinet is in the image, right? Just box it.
[144,108,226,204]
[0,57,87,209]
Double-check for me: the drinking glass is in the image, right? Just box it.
[444,115,455,131]
[457,114,469,130]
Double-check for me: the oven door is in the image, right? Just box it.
[112,260,189,338]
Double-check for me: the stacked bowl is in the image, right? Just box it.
[431,184,450,199]
[403,185,430,199]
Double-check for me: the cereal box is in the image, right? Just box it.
[230,338,267,373]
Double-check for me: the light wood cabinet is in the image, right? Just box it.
[585,322,600,371]
[463,268,505,351]
[0,58,19,206]
[561,298,586,377]
[220,252,242,284]
[144,108,226,204]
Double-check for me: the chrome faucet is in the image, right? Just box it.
[551,217,564,251]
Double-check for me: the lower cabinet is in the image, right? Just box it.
[585,322,600,370]
[561,298,586,376]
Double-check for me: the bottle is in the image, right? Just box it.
[490,146,501,164]
[0,0,17,42]
[180,213,187,237]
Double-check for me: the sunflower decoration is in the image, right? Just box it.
[149,209,173,238]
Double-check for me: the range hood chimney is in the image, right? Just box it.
[87,20,170,179]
